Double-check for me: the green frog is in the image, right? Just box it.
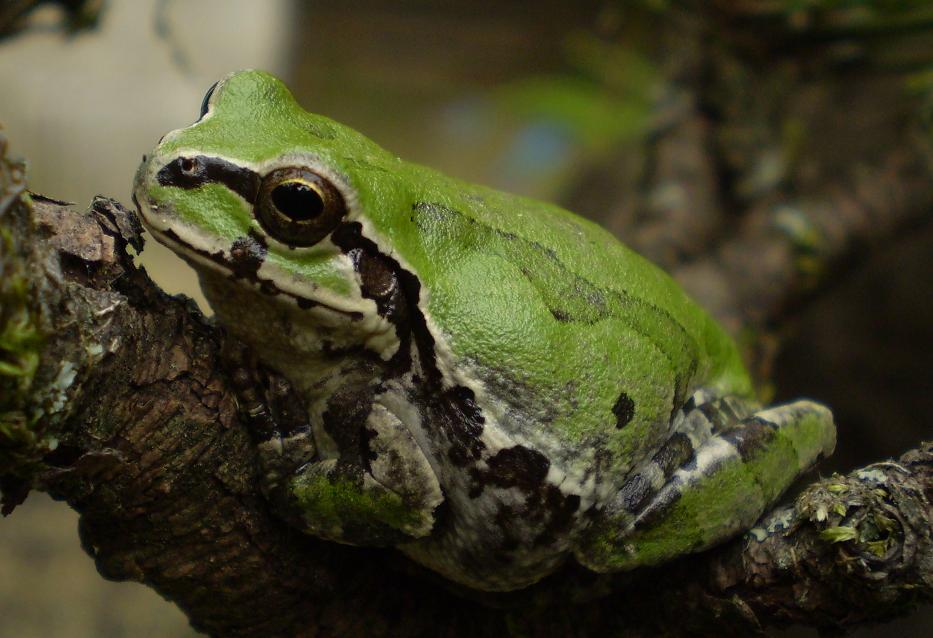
[133,70,835,592]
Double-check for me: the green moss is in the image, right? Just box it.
[820,525,858,543]
[1,170,47,489]
[0,231,42,382]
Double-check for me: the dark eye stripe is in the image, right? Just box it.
[156,155,260,203]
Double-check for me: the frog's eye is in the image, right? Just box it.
[255,167,347,247]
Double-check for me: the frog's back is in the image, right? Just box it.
[387,168,753,481]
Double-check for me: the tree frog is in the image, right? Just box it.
[133,70,835,592]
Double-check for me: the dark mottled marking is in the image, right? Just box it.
[680,392,752,427]
[721,417,777,459]
[233,351,313,443]
[533,487,581,547]
[438,386,486,468]
[619,473,652,512]
[722,399,745,422]
[479,445,550,492]
[652,432,695,477]
[475,448,581,549]
[711,399,744,428]
[330,221,489,470]
[397,266,445,381]
[670,374,688,423]
[359,425,379,469]
[357,251,397,300]
[156,155,260,203]
[550,308,572,322]
[591,444,614,477]
[345,246,402,310]
[227,232,267,279]
[699,399,741,432]
[633,477,683,529]
[680,454,698,472]
[612,392,635,429]
[318,340,373,360]
[159,229,363,320]
[331,222,421,375]
[321,383,376,469]
[681,394,697,413]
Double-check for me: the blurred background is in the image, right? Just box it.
[0,1,930,636]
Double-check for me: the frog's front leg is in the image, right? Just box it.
[249,377,444,546]
[294,385,445,546]
[577,397,835,572]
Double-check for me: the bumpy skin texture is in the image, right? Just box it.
[134,70,836,591]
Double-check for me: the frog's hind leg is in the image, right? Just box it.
[576,394,835,572]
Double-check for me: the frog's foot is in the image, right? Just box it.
[576,398,835,572]
[226,349,442,544]
[254,419,445,547]
[274,397,445,546]
[257,381,444,546]
[225,347,318,497]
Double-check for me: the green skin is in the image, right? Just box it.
[134,70,835,592]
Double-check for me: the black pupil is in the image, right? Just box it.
[271,182,324,222]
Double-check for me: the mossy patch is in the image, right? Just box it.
[1,154,48,505]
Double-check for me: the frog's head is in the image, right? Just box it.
[134,70,423,356]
